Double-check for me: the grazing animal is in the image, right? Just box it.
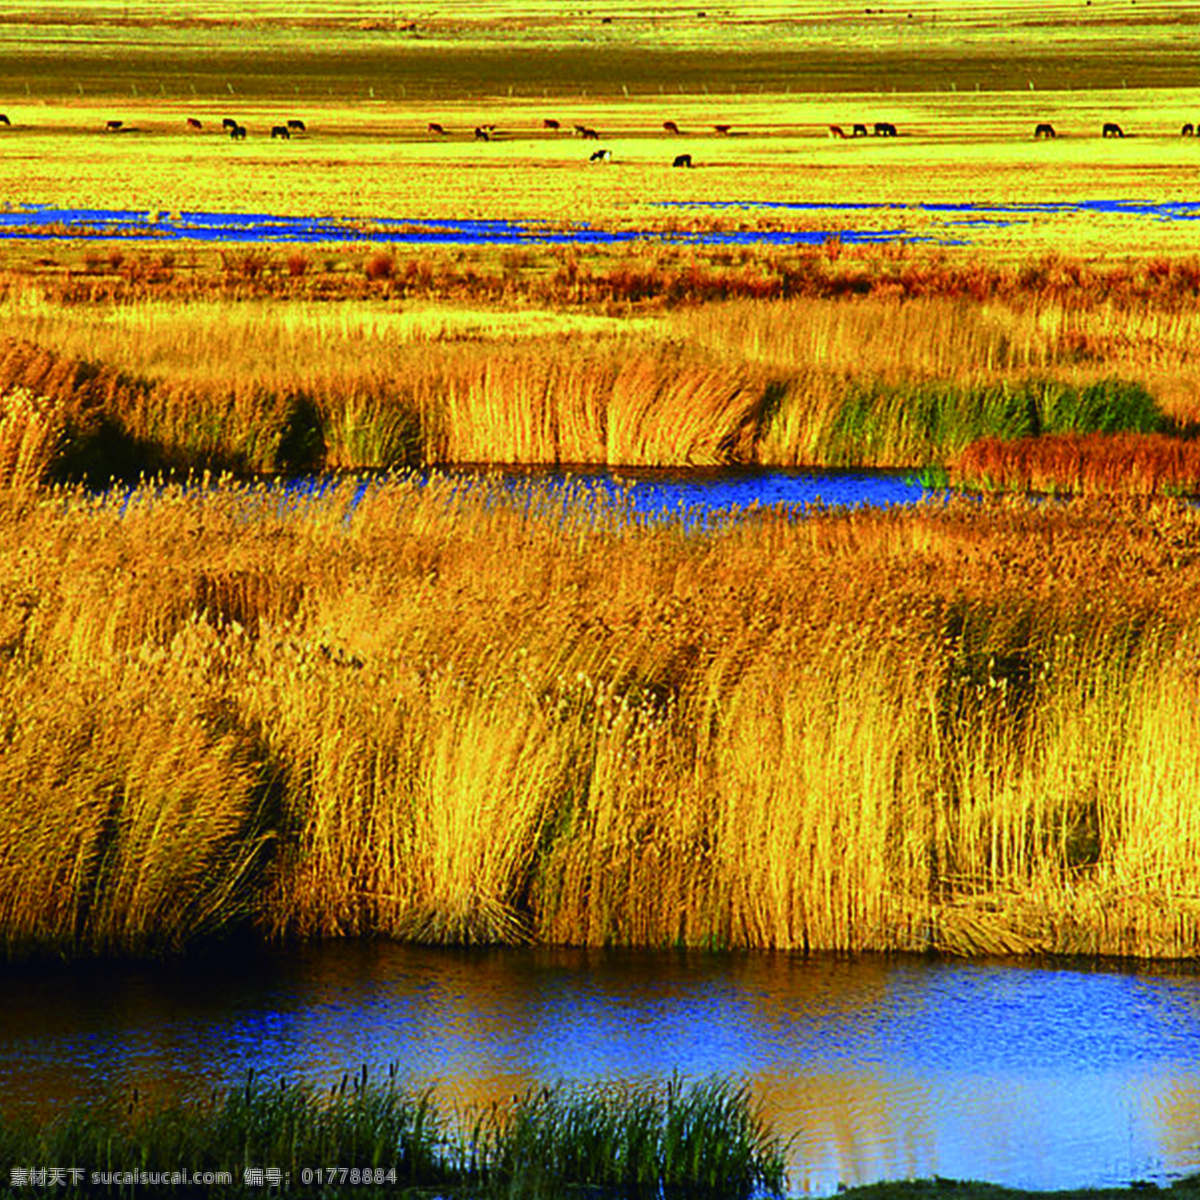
[573,124,589,135]
[0,114,10,127]
[713,124,732,135]
[589,148,612,162]
[828,125,847,139]
[186,117,202,131]
[428,122,447,134]
[1034,123,1056,138]
[543,118,561,130]
[581,127,600,140]
[474,126,490,141]
[287,119,306,132]
[874,121,897,136]
[222,117,238,130]
[1102,122,1124,138]
[271,125,290,139]
[852,123,869,137]
[105,120,123,132]
[672,152,692,168]
[1183,123,1195,137]
[663,120,681,134]
[230,124,247,140]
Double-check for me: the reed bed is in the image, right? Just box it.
[952,432,1200,497]
[0,1071,787,1199]
[483,1075,787,1198]
[4,475,1200,960]
[0,386,61,493]
[0,250,1191,477]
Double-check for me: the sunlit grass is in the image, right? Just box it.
[2,254,1195,478]
[4,475,1200,959]
[0,386,62,493]
[952,432,1200,496]
[6,0,1200,967]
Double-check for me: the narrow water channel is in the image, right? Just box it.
[285,466,944,523]
[4,945,1200,1195]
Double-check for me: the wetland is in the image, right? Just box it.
[6,4,1200,1195]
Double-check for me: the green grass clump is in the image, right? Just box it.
[819,377,1165,468]
[0,1072,788,1199]
[479,1075,788,1199]
[0,1071,456,1196]
[1039,378,1164,437]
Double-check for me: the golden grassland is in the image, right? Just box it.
[0,244,1197,479]
[5,94,1200,256]
[3,474,1200,959]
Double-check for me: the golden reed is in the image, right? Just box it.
[953,432,1200,496]
[2,476,1200,959]
[2,248,1199,482]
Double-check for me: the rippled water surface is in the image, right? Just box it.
[4,946,1200,1196]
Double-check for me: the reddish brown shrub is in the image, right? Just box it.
[364,252,395,282]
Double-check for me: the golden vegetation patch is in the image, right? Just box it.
[4,477,1200,958]
[5,0,1200,964]
[0,247,1196,481]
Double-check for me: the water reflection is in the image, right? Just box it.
[5,946,1200,1195]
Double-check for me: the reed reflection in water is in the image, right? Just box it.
[4,946,1200,1195]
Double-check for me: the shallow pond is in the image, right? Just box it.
[4,945,1200,1196]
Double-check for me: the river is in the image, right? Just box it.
[4,944,1200,1195]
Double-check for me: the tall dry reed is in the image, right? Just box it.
[952,432,1200,496]
[1,259,1194,479]
[4,477,1200,959]
[0,386,61,492]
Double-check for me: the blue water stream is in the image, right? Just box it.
[3,197,1197,245]
[3,946,1200,1196]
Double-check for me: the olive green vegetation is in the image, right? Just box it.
[0,1072,788,1199]
[6,1,1200,102]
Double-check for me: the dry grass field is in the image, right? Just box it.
[5,476,1200,960]
[5,1,1200,960]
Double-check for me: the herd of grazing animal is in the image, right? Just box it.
[93,114,310,139]
[417,113,1182,168]
[0,110,1193,172]
[0,114,313,138]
